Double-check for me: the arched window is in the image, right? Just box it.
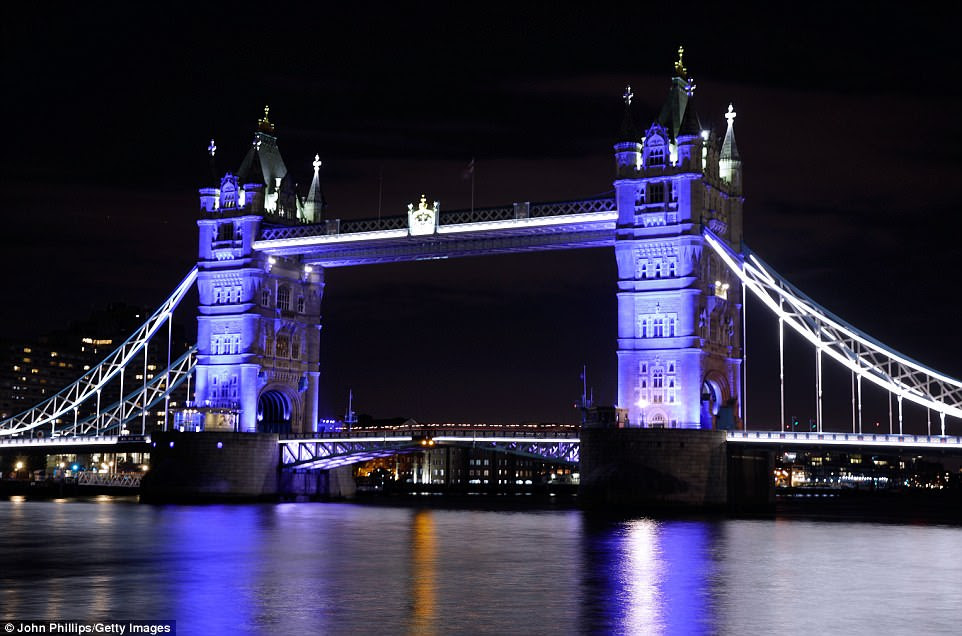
[647,144,665,167]
[276,334,289,358]
[291,338,300,360]
[653,369,664,389]
[653,318,664,338]
[668,317,676,337]
[654,261,662,278]
[261,289,271,307]
[277,286,290,311]
[640,319,648,338]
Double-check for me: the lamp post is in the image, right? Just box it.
[637,398,649,428]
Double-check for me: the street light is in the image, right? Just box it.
[637,398,649,428]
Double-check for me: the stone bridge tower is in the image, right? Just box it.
[193,108,325,434]
[614,49,744,429]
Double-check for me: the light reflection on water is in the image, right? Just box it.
[0,497,960,635]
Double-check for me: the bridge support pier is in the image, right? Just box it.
[140,431,279,502]
[579,428,773,512]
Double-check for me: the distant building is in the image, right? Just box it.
[0,303,190,431]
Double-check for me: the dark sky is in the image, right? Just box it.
[3,4,960,431]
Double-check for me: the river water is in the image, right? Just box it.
[0,496,959,635]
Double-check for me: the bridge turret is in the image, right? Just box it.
[192,109,325,436]
[614,84,642,180]
[613,48,744,431]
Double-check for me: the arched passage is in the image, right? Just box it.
[257,389,293,434]
[700,373,730,430]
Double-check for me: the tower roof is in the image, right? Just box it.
[721,103,740,162]
[303,154,326,220]
[657,47,696,140]
[677,95,702,138]
[237,106,288,190]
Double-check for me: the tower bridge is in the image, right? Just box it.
[1,52,960,504]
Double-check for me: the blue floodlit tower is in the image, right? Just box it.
[193,108,324,434]
[614,48,744,429]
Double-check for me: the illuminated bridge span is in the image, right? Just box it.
[1,56,960,468]
[280,430,582,471]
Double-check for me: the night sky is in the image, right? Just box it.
[4,4,960,431]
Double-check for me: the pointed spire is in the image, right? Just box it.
[658,47,695,139]
[207,138,218,183]
[304,153,326,222]
[619,84,638,140]
[258,105,275,134]
[721,103,740,162]
[674,46,687,79]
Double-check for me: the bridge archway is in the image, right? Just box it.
[700,372,731,429]
[257,387,299,434]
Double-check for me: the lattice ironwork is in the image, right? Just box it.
[280,430,581,470]
[530,197,616,217]
[76,472,142,488]
[340,216,407,233]
[439,206,515,225]
[704,228,962,422]
[0,268,198,437]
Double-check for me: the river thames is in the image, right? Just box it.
[1,497,959,635]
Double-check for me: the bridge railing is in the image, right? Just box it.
[258,196,616,242]
[728,430,962,448]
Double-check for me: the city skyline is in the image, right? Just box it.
[4,5,960,428]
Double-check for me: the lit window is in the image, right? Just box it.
[277,286,291,311]
[647,182,665,203]
[276,335,290,358]
[647,145,665,167]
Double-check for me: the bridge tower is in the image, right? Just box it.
[194,108,324,434]
[614,49,744,429]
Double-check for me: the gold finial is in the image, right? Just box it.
[418,194,428,210]
[258,105,275,133]
[674,46,687,79]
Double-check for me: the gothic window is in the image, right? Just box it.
[277,286,291,311]
[639,261,648,279]
[230,286,242,303]
[668,316,676,337]
[640,318,648,338]
[668,260,677,277]
[668,363,675,374]
[291,338,300,360]
[648,182,665,203]
[653,369,664,389]
[647,144,666,167]
[213,287,223,304]
[640,363,648,374]
[296,297,305,313]
[262,289,271,307]
[653,318,664,338]
[229,376,238,400]
[651,414,666,426]
[216,224,234,242]
[654,260,662,278]
[276,334,289,358]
